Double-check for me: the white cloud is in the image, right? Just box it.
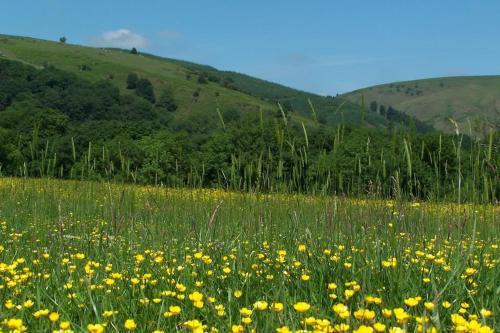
[89,29,148,49]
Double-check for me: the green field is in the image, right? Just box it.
[343,76,500,136]
[0,178,498,332]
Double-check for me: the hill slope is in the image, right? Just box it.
[0,34,393,129]
[343,76,500,136]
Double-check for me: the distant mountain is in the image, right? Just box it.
[343,76,500,136]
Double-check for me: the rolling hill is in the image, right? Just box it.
[0,34,393,130]
[343,76,500,136]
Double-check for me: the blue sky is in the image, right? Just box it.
[1,1,499,94]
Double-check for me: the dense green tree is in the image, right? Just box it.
[135,78,155,103]
[197,76,208,84]
[157,90,177,112]
[126,73,139,89]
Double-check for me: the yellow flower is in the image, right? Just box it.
[240,307,253,317]
[253,301,268,311]
[333,303,350,319]
[5,318,23,330]
[404,297,420,307]
[373,322,386,332]
[49,312,60,322]
[23,300,34,308]
[276,326,292,333]
[480,308,492,318]
[33,309,50,319]
[102,311,116,318]
[176,283,187,292]
[124,319,137,331]
[451,314,467,326]
[382,258,397,268]
[388,327,405,333]
[442,301,452,309]
[298,244,306,252]
[334,324,350,332]
[87,323,105,333]
[293,302,311,313]
[424,302,435,311]
[4,300,15,310]
[232,325,244,332]
[478,326,494,333]
[183,319,204,331]
[393,308,410,323]
[270,302,284,312]
[382,309,392,318]
[353,325,374,333]
[344,289,355,300]
[189,291,203,302]
[354,309,375,321]
[303,316,316,325]
[60,321,71,330]
[233,290,242,298]
[169,305,182,315]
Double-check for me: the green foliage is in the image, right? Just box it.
[135,78,156,103]
[126,73,138,89]
[157,89,178,112]
[0,44,498,202]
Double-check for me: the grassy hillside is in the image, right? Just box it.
[0,35,270,125]
[343,76,500,136]
[0,34,391,129]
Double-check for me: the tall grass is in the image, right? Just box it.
[1,108,498,203]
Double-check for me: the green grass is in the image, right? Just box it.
[0,177,498,332]
[343,76,500,136]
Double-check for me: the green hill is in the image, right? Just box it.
[343,76,500,136]
[0,34,393,129]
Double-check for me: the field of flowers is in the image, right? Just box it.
[0,178,498,332]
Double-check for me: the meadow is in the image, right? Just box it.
[0,178,497,332]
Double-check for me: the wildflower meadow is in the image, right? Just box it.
[0,178,497,332]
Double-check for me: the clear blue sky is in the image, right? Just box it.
[2,1,499,94]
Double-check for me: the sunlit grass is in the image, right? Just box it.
[0,178,498,332]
